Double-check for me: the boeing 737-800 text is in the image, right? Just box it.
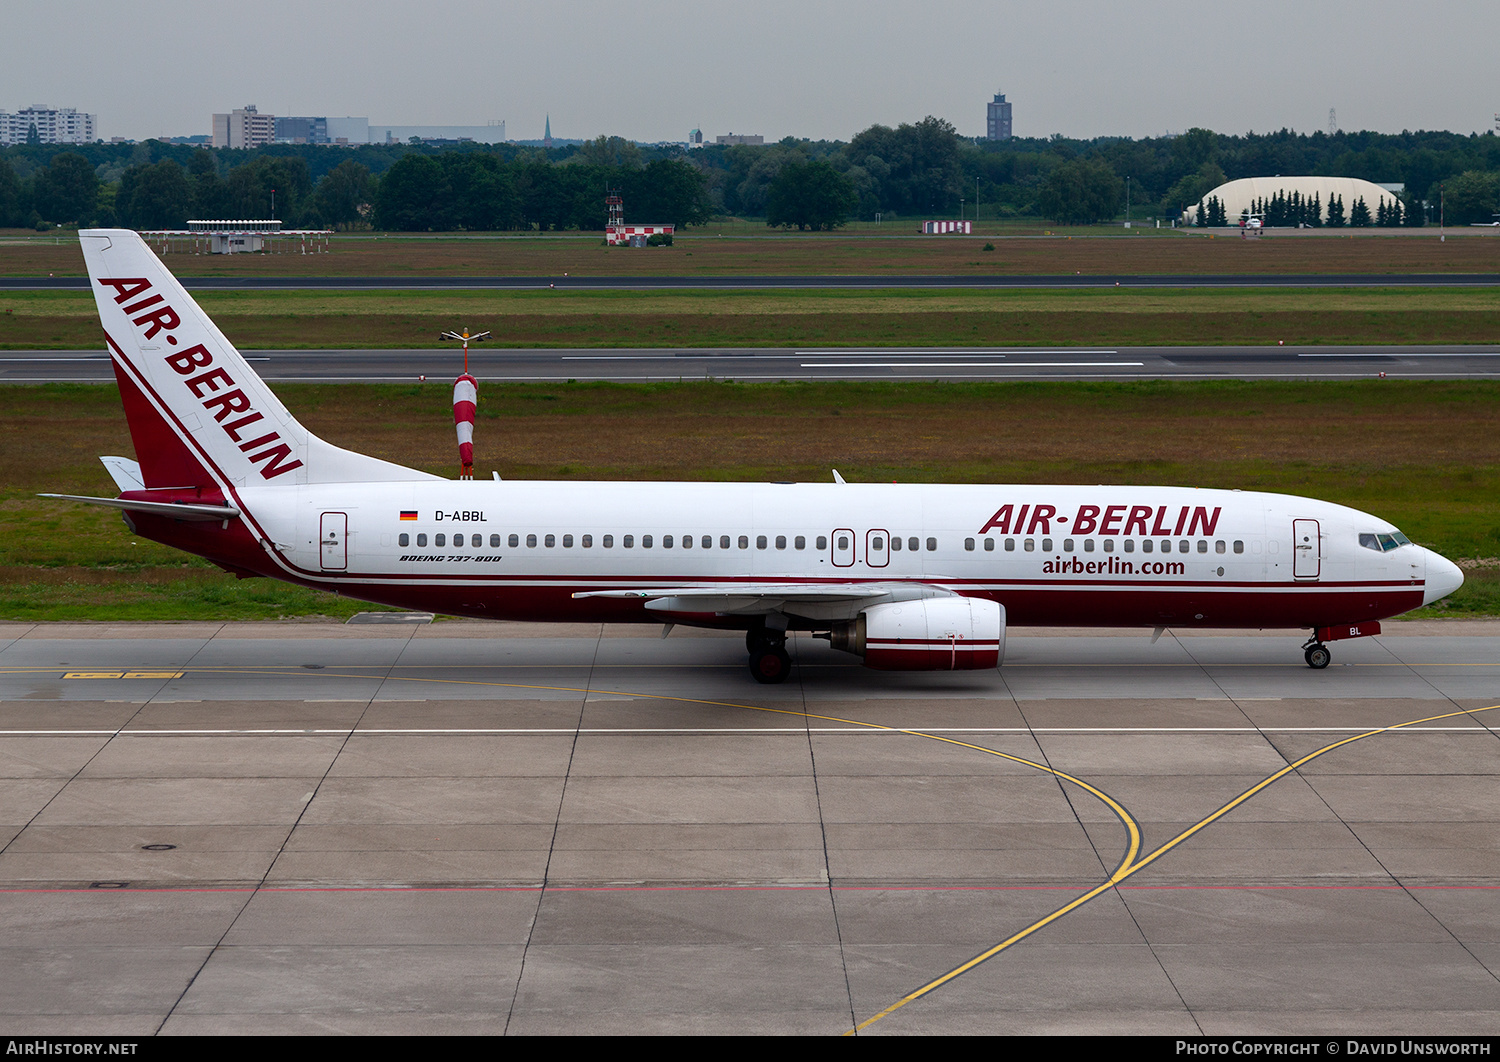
[44,230,1464,682]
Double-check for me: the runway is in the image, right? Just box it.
[1,619,1497,1034]
[8,344,1500,384]
[4,272,1499,291]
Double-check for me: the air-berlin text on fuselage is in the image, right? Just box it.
[979,503,1222,537]
[99,277,303,480]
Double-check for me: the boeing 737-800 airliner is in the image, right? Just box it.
[45,230,1464,683]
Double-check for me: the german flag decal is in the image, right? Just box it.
[400,511,418,521]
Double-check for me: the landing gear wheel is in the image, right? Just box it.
[749,646,792,684]
[1304,644,1331,669]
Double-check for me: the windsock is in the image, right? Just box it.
[453,372,477,478]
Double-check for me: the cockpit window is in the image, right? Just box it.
[1360,531,1411,553]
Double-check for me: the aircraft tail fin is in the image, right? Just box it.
[78,230,437,490]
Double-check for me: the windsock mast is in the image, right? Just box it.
[439,329,490,479]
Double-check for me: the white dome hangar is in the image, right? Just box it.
[1182,176,1401,225]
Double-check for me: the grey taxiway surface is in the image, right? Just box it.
[1,619,1497,1035]
[8,345,1500,384]
[5,272,1499,291]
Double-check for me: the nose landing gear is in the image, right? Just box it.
[1302,637,1331,669]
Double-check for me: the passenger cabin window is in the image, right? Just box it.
[490,534,501,547]
[603,535,614,548]
[526,534,537,548]
[545,534,556,548]
[582,535,593,548]
[965,538,975,551]
[776,536,787,550]
[926,538,937,551]
[757,535,768,549]
[623,535,634,548]
[642,535,653,548]
[563,534,574,548]
[1234,540,1244,554]
[720,535,731,549]
[435,533,446,547]
[399,533,410,547]
[984,537,995,552]
[1005,538,1015,551]
[417,534,427,547]
[908,537,919,552]
[509,534,519,548]
[681,535,692,549]
[1123,539,1134,553]
[704,535,713,549]
[795,536,806,550]
[816,536,827,550]
[738,536,749,549]
[663,535,673,548]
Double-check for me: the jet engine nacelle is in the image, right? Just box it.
[828,597,1005,671]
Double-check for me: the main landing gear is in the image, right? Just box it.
[747,627,792,684]
[1302,637,1331,669]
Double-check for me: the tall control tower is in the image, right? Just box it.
[987,92,1012,141]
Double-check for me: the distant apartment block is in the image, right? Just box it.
[716,133,763,146]
[0,105,96,146]
[986,92,1012,141]
[213,105,276,149]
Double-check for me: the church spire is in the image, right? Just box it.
[543,114,552,148]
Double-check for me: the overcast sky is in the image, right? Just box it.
[7,0,1498,143]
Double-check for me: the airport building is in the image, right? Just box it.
[274,116,373,145]
[986,92,1012,141]
[212,105,276,150]
[373,122,506,145]
[1182,176,1402,225]
[0,105,96,146]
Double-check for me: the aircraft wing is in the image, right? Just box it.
[573,583,954,619]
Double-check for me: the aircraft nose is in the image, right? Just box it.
[1422,549,1464,605]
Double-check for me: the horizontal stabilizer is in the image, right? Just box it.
[40,493,240,521]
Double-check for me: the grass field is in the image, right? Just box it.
[7,286,1500,349]
[2,229,1497,278]
[3,379,1496,621]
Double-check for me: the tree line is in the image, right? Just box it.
[3,121,1499,232]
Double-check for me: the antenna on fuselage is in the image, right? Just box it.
[439,329,490,480]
